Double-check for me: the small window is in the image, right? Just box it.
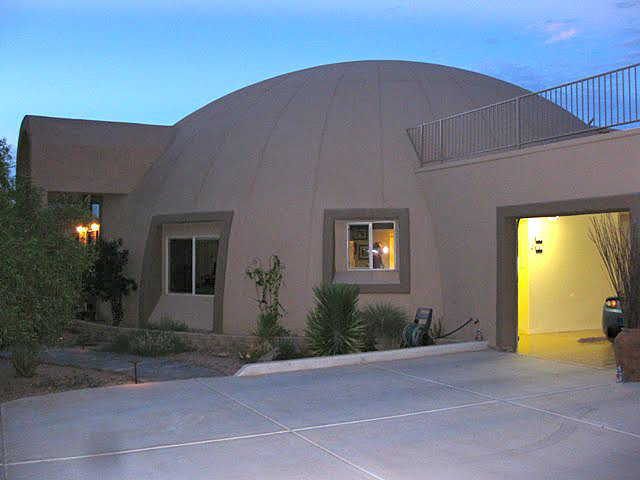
[168,237,218,295]
[347,221,396,270]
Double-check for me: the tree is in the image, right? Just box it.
[83,238,137,326]
[0,137,95,376]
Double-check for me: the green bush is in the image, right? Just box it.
[103,333,132,354]
[146,316,190,332]
[305,284,364,356]
[129,331,191,357]
[360,303,410,351]
[254,312,290,340]
[0,138,95,376]
[83,238,137,326]
[103,330,191,357]
[273,338,303,361]
[11,343,40,377]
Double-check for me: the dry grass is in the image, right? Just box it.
[0,358,131,404]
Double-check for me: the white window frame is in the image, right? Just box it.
[166,235,219,297]
[346,220,397,272]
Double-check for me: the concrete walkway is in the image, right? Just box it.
[1,350,639,480]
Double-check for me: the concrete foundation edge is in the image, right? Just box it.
[235,341,489,376]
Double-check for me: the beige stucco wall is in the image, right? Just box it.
[518,214,615,334]
[27,61,612,337]
[120,61,510,334]
[416,129,640,346]
[21,116,174,195]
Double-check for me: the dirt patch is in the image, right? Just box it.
[167,351,243,376]
[0,358,131,404]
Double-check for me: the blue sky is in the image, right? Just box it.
[2,0,639,153]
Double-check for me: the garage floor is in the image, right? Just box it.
[518,329,615,368]
[1,350,638,480]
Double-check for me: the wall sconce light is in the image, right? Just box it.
[534,237,543,254]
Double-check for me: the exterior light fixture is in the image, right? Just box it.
[90,223,100,232]
[76,226,88,234]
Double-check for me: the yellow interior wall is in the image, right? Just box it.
[518,213,616,336]
[517,219,531,333]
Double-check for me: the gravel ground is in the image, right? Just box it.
[166,351,244,376]
[0,358,131,404]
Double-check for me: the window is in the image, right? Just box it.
[168,237,218,295]
[347,221,396,270]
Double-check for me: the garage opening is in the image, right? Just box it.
[516,212,629,367]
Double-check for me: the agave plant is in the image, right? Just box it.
[305,284,364,356]
[360,303,409,350]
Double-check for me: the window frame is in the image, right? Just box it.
[166,234,219,297]
[346,220,398,272]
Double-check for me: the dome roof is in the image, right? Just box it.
[132,60,528,212]
[122,60,531,332]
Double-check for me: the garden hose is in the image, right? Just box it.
[402,317,479,347]
[436,318,479,339]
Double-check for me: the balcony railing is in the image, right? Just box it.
[408,63,640,166]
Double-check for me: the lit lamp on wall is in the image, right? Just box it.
[75,222,100,244]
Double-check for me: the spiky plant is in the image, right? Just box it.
[305,284,364,356]
[589,214,640,329]
[360,303,409,350]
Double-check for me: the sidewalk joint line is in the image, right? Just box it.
[6,430,288,467]
[372,363,640,440]
[195,379,387,480]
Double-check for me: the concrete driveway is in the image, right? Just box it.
[1,350,639,480]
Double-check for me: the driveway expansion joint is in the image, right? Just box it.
[370,363,640,440]
[194,378,387,480]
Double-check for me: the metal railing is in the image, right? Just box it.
[408,63,640,166]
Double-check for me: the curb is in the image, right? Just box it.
[235,341,489,376]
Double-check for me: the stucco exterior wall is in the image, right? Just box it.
[20,116,174,195]
[416,129,640,347]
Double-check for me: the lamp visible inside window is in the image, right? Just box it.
[348,221,396,270]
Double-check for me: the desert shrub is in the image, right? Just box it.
[10,343,40,377]
[273,338,303,361]
[360,303,410,351]
[37,373,105,390]
[305,284,364,356]
[127,331,191,357]
[254,312,290,340]
[83,238,137,326]
[103,333,132,354]
[102,330,191,357]
[76,328,103,347]
[147,316,190,332]
[246,255,288,338]
[237,341,270,363]
[0,138,95,376]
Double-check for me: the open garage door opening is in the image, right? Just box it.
[516,212,629,368]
